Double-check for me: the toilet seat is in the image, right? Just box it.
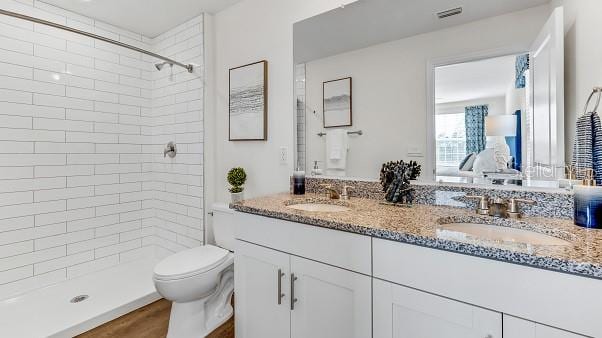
[154,245,230,281]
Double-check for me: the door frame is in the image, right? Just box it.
[528,6,565,176]
[425,45,529,181]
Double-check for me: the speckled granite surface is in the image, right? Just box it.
[305,177,574,218]
[231,193,602,280]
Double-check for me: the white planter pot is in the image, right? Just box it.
[231,192,244,203]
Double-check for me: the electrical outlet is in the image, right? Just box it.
[279,147,288,165]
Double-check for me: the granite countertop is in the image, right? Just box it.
[231,193,602,280]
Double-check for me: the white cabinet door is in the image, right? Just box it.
[504,315,587,338]
[374,278,502,338]
[235,240,290,338]
[290,256,371,338]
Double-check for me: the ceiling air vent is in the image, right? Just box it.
[437,7,463,19]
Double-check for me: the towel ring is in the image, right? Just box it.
[583,88,602,116]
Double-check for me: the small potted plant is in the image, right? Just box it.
[227,167,247,203]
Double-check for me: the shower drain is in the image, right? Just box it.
[70,295,89,303]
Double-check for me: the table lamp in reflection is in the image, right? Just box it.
[473,115,517,174]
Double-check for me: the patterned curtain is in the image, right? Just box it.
[465,105,489,154]
[515,54,530,89]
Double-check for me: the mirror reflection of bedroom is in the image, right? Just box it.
[435,54,527,184]
[435,55,527,182]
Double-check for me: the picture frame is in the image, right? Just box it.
[229,60,268,141]
[323,77,352,128]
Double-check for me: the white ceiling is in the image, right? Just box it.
[40,0,242,37]
[294,0,551,63]
[435,55,516,104]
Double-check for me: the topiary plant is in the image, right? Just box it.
[227,167,247,193]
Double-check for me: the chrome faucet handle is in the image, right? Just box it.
[466,195,490,215]
[507,198,536,219]
[341,186,354,200]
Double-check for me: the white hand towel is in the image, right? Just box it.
[326,129,349,172]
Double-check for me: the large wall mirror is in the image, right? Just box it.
[293,0,599,188]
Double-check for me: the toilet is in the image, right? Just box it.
[153,203,236,338]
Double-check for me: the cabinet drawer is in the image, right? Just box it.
[234,211,371,274]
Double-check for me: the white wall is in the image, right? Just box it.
[550,0,602,161]
[0,1,205,299]
[301,6,549,179]
[208,0,358,204]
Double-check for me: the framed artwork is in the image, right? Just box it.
[323,77,352,128]
[229,60,268,141]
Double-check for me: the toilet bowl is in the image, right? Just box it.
[153,203,237,338]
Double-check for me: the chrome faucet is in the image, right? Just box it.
[488,197,508,218]
[320,184,340,200]
[466,195,535,219]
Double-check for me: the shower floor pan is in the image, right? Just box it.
[0,258,160,338]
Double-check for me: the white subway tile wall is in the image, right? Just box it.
[150,16,204,257]
[295,64,306,170]
[0,0,204,300]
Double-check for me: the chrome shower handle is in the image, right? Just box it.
[164,141,177,158]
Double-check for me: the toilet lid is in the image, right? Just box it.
[153,245,230,280]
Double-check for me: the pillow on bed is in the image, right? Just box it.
[459,153,476,171]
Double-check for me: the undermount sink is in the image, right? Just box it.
[436,223,571,246]
[286,203,351,212]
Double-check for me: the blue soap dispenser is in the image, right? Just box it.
[574,169,602,229]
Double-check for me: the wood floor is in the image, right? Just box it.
[77,299,234,338]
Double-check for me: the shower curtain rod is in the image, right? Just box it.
[0,8,194,73]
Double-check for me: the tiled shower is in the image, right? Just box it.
[0,0,205,300]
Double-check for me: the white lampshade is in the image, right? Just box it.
[485,115,517,137]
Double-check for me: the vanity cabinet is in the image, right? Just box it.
[235,240,372,338]
[503,316,587,338]
[234,211,600,338]
[373,278,502,338]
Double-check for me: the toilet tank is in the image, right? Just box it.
[212,203,236,251]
